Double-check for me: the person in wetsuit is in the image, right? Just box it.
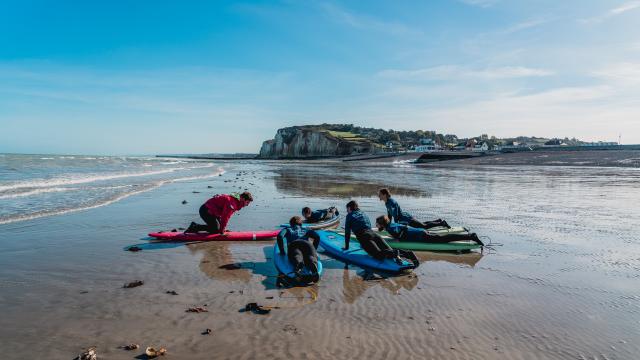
[375,215,484,246]
[185,192,253,234]
[343,200,419,266]
[378,188,450,229]
[277,216,320,281]
[302,206,339,223]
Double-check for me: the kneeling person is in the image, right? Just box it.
[376,215,483,246]
[185,192,253,234]
[277,216,320,280]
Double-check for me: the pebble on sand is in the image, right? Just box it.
[186,307,208,313]
[76,346,97,360]
[123,280,144,288]
[145,347,167,358]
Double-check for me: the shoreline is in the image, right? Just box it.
[163,149,640,168]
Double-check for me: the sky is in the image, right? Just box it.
[1,0,639,154]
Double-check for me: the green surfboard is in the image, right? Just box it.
[332,227,481,252]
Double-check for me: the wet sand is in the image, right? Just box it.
[0,162,639,359]
[426,150,640,167]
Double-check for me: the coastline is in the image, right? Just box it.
[165,149,640,168]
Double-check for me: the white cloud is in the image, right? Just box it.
[580,1,640,23]
[592,62,640,85]
[318,2,419,35]
[378,65,554,81]
[425,84,635,141]
[458,0,499,8]
[611,1,640,14]
[502,18,551,34]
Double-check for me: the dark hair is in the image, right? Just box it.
[240,191,253,202]
[289,216,303,227]
[378,188,391,197]
[346,200,359,211]
[376,215,390,227]
[302,207,311,215]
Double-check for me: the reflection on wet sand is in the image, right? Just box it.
[342,269,419,304]
[189,240,483,306]
[274,168,426,198]
[188,242,258,283]
[339,251,482,303]
[188,242,321,307]
[416,251,484,268]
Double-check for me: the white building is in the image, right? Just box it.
[414,143,442,152]
[472,142,489,152]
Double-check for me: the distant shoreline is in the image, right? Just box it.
[159,147,640,168]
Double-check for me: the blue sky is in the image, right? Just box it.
[1,0,639,154]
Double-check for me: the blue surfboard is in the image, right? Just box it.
[317,230,415,273]
[273,244,323,284]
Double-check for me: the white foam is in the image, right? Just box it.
[0,164,217,192]
[0,168,225,225]
[0,187,76,200]
[0,185,161,225]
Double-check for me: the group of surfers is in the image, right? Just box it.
[184,188,483,280]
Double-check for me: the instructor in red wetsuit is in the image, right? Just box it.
[185,192,253,234]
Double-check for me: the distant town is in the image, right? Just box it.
[159,124,633,160]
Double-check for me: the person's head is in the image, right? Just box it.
[378,188,391,201]
[239,191,253,207]
[289,215,303,227]
[346,200,359,213]
[375,215,390,231]
[301,207,312,219]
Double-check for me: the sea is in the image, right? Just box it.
[0,154,224,224]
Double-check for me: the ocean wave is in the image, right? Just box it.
[0,164,217,192]
[0,168,225,225]
[0,184,161,225]
[0,187,77,200]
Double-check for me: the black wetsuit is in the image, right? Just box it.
[277,226,320,272]
[345,210,395,261]
[386,197,448,229]
[386,222,476,243]
[188,204,221,233]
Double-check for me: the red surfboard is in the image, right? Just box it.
[148,230,279,241]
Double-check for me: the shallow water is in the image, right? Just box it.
[0,159,638,359]
[0,154,224,224]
